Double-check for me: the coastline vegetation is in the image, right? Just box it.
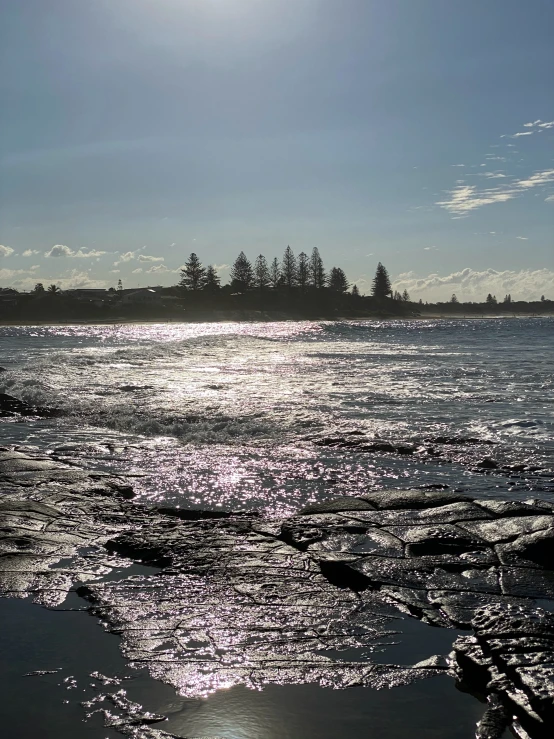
[0,248,552,323]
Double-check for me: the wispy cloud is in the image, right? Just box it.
[21,249,40,257]
[138,255,164,263]
[437,169,554,215]
[546,194,554,203]
[516,236,528,240]
[0,245,15,258]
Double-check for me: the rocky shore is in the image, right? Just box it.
[1,446,554,738]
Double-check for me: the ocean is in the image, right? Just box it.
[1,318,553,514]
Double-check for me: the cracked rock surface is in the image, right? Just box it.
[1,448,554,738]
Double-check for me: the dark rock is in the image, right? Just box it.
[359,489,470,510]
[0,392,59,418]
[496,528,554,568]
[300,496,376,514]
[431,436,495,446]
[476,458,499,470]
[476,695,511,739]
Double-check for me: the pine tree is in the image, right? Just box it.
[309,247,326,289]
[371,263,392,299]
[450,293,459,303]
[328,267,349,293]
[281,246,297,288]
[269,258,281,289]
[254,255,270,290]
[179,253,206,291]
[485,293,498,307]
[297,252,310,292]
[33,283,45,294]
[230,251,254,292]
[393,290,402,301]
[203,265,221,292]
[402,289,410,302]
[351,284,360,297]
[117,279,123,291]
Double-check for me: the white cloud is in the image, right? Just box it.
[45,244,73,258]
[0,267,106,291]
[113,251,136,266]
[523,120,542,127]
[21,249,39,257]
[451,164,465,167]
[393,268,554,302]
[146,264,170,274]
[132,268,143,274]
[44,244,107,258]
[545,195,554,203]
[0,245,15,258]
[72,248,107,258]
[516,236,528,240]
[138,254,164,263]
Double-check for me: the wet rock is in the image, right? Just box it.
[300,496,376,514]
[0,392,59,418]
[359,489,470,510]
[496,528,554,568]
[2,450,554,737]
[476,458,499,470]
[458,515,553,544]
[476,694,511,739]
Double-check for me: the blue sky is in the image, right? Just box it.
[1,0,553,300]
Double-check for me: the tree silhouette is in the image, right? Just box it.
[180,253,206,291]
[351,284,360,297]
[309,247,326,289]
[230,251,254,292]
[47,284,60,294]
[33,283,45,294]
[117,279,123,291]
[450,293,459,303]
[402,289,410,302]
[269,258,281,289]
[297,252,310,292]
[485,293,498,307]
[203,265,221,292]
[254,255,270,290]
[329,267,349,293]
[371,263,392,299]
[281,246,297,288]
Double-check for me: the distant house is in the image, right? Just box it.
[118,288,163,305]
[64,288,109,305]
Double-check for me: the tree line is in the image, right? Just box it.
[178,246,355,295]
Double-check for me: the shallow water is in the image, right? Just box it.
[0,597,486,739]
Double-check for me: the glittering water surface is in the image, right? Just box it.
[1,319,552,738]
[1,318,553,515]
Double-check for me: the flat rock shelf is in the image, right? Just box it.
[1,448,553,738]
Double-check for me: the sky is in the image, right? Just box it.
[1,0,553,301]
